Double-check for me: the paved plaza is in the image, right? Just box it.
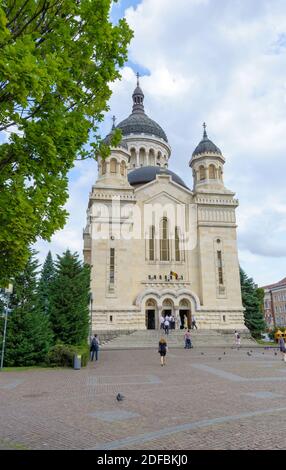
[1,347,286,450]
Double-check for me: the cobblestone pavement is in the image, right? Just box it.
[1,347,286,450]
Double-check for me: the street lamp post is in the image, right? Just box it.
[0,284,13,371]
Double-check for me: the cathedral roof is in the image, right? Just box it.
[102,117,128,150]
[128,166,189,189]
[117,113,168,143]
[192,123,222,157]
[116,73,168,143]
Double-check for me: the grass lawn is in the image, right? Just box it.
[1,366,66,372]
[256,339,277,347]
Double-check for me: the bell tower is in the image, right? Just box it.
[189,123,226,191]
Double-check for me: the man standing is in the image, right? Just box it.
[90,334,100,361]
[192,315,198,330]
[164,316,170,335]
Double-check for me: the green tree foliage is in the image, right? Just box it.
[256,287,265,314]
[240,267,266,338]
[0,250,53,366]
[37,250,55,317]
[0,0,133,285]
[50,250,90,345]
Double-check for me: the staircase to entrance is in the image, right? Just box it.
[99,329,255,350]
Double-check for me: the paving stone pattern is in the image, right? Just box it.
[1,348,286,450]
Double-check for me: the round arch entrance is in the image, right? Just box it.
[145,298,157,330]
[179,299,192,329]
[162,298,174,318]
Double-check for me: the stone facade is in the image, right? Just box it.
[83,78,246,332]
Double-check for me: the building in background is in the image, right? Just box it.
[83,76,246,332]
[262,278,286,328]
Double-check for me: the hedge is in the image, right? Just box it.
[46,343,89,368]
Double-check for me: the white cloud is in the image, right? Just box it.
[35,0,286,287]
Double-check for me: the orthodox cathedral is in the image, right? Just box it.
[83,75,246,332]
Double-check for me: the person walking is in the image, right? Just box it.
[164,316,170,335]
[170,314,175,330]
[90,334,100,361]
[234,330,238,347]
[279,337,286,362]
[184,330,193,349]
[160,314,165,330]
[158,338,168,366]
[191,315,198,330]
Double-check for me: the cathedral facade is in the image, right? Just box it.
[83,77,246,332]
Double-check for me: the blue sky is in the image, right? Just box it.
[2,0,286,287]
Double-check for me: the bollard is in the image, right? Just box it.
[73,354,81,370]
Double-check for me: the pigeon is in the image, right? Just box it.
[223,352,226,355]
[201,352,204,355]
[247,352,252,357]
[218,357,222,360]
[116,393,125,402]
[275,352,278,356]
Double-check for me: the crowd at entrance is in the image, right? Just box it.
[159,313,198,334]
[144,297,198,331]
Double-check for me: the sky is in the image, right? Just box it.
[3,0,286,287]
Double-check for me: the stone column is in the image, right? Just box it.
[136,149,139,167]
[158,305,163,331]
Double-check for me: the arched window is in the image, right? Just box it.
[217,250,223,285]
[199,165,206,181]
[139,148,145,166]
[218,167,223,180]
[101,160,106,175]
[175,226,180,261]
[160,218,169,261]
[209,164,216,179]
[110,158,117,173]
[149,225,155,261]
[149,149,155,166]
[120,161,126,176]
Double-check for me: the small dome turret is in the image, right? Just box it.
[102,116,128,150]
[192,122,222,157]
[190,123,226,191]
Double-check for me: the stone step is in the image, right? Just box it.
[100,329,255,349]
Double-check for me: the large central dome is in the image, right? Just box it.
[116,74,168,143]
[117,113,168,142]
[128,166,189,189]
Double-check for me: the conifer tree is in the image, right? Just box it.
[50,251,90,346]
[1,251,53,366]
[37,251,55,317]
[240,267,266,338]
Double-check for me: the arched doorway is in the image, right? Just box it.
[162,298,174,319]
[145,298,157,330]
[179,299,192,329]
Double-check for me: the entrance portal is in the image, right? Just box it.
[146,310,155,329]
[179,310,192,329]
[163,309,172,318]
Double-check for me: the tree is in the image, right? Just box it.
[0,250,53,366]
[240,267,266,338]
[0,1,133,285]
[50,250,90,345]
[37,251,55,317]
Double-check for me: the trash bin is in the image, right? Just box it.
[73,354,81,370]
